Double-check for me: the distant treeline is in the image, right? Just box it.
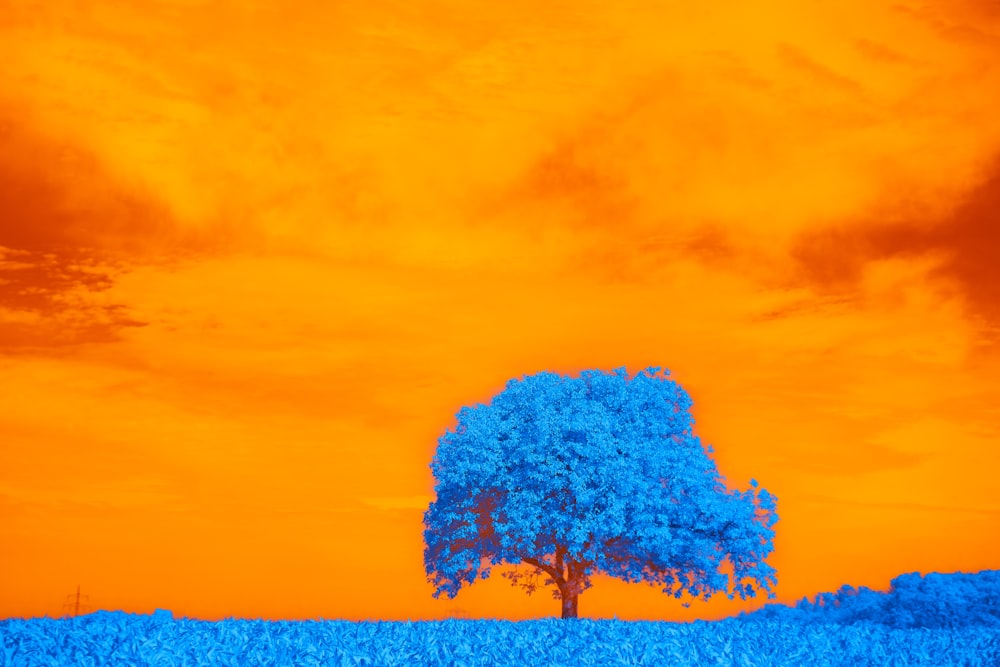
[739,570,1000,629]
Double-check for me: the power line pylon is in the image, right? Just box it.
[61,584,91,618]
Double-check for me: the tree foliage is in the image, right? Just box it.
[422,367,779,617]
[742,570,1000,629]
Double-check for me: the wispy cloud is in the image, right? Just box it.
[361,495,435,512]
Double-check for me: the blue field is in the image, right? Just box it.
[4,570,999,666]
[1,612,998,667]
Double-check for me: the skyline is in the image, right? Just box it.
[1,0,999,622]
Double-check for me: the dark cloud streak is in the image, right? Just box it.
[787,153,1000,342]
[0,104,174,349]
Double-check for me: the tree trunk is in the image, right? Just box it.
[557,556,583,619]
[560,591,579,619]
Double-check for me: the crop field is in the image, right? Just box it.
[2,612,998,666]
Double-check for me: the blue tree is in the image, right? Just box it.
[423,367,779,619]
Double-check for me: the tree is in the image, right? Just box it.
[422,367,779,619]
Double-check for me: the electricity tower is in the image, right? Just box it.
[62,585,92,618]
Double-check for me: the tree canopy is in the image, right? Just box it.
[423,366,778,618]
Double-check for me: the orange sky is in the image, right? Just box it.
[1,0,999,623]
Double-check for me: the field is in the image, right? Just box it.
[2,612,998,666]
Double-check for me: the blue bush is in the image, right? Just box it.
[740,570,1000,629]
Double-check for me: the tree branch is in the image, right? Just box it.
[523,555,564,585]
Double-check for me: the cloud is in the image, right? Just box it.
[893,1,1000,45]
[785,153,1000,347]
[927,156,1000,331]
[853,38,920,65]
[0,102,178,349]
[360,495,435,512]
[4,0,999,289]
[800,494,1000,516]
[0,99,195,253]
[0,352,410,530]
[0,476,193,512]
[777,43,866,94]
